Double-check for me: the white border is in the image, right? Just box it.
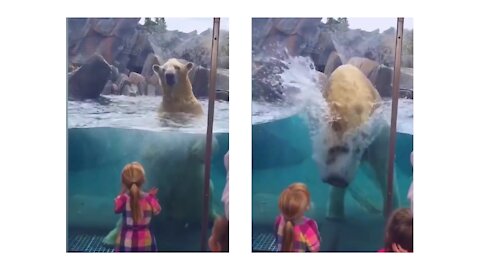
[2,0,479,269]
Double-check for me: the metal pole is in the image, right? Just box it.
[385,18,404,218]
[200,17,220,251]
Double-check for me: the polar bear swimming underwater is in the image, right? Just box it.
[319,64,399,219]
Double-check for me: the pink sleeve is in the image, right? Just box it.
[306,220,321,252]
[147,195,162,215]
[114,194,128,213]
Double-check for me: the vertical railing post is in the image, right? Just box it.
[385,18,404,218]
[200,17,220,251]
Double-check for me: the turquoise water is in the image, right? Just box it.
[251,54,413,252]
[68,97,229,251]
[252,111,413,252]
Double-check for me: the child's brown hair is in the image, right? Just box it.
[278,183,311,252]
[121,162,146,224]
[384,208,413,252]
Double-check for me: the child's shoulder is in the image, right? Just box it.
[303,216,317,224]
[302,217,319,229]
[116,193,129,200]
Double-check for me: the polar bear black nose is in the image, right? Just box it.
[165,73,175,86]
[324,175,349,188]
[328,145,349,155]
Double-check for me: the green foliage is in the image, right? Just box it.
[325,17,349,32]
[144,17,167,33]
[221,42,229,56]
[403,29,413,55]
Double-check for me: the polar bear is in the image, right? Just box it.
[141,136,218,225]
[102,135,219,247]
[320,64,398,219]
[152,58,204,116]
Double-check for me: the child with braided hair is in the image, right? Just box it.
[275,183,321,252]
[114,162,161,252]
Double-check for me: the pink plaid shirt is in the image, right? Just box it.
[275,215,321,252]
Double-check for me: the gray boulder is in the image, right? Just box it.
[324,51,343,76]
[252,58,289,102]
[101,80,113,95]
[68,54,112,100]
[67,18,155,75]
[189,65,229,99]
[115,73,129,95]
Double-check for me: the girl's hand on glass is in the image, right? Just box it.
[148,187,159,196]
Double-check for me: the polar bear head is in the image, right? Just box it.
[152,58,193,94]
[321,114,386,188]
[322,134,364,188]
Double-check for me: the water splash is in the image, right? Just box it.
[253,54,398,179]
[278,55,335,177]
[252,53,331,126]
[278,55,331,135]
